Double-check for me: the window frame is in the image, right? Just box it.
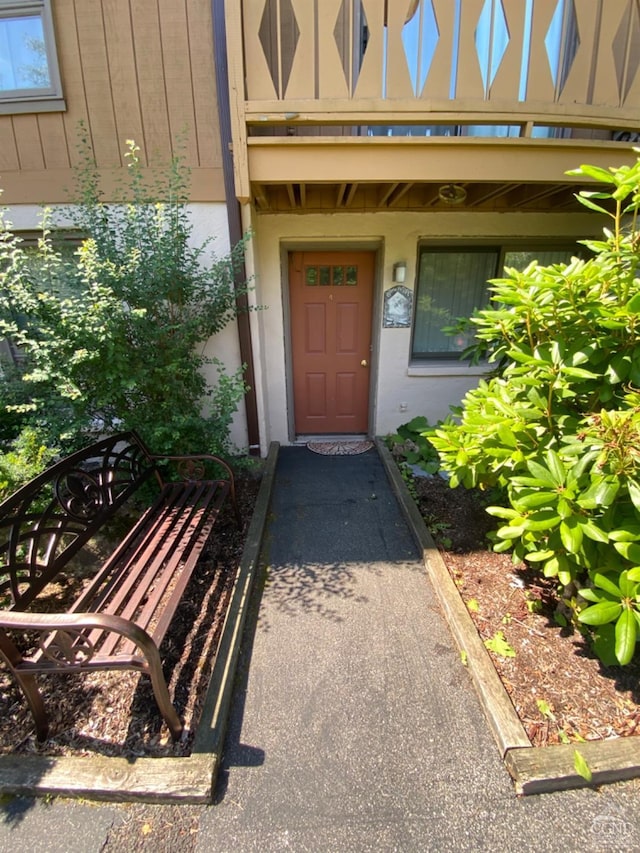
[0,0,65,114]
[410,240,585,363]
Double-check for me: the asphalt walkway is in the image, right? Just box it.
[1,445,640,851]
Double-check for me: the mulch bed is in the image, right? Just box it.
[412,471,640,747]
[0,471,261,760]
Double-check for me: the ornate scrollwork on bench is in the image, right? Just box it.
[54,469,105,521]
[176,458,206,481]
[39,628,96,666]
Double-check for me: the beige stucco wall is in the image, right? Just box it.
[5,203,248,452]
[187,204,248,452]
[248,207,602,450]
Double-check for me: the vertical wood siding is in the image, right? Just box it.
[1,0,223,204]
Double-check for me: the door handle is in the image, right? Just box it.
[361,359,368,367]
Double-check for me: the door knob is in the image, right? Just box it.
[361,359,368,367]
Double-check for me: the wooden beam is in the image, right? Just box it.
[506,738,640,796]
[509,184,570,208]
[528,188,580,210]
[552,190,585,209]
[378,182,400,207]
[465,183,512,207]
[388,182,414,207]
[246,137,638,186]
[245,98,640,129]
[0,754,214,803]
[286,183,297,208]
[345,183,359,206]
[252,183,269,209]
[245,180,588,213]
[223,0,250,201]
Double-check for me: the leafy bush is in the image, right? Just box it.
[386,415,441,475]
[0,427,57,501]
[0,358,38,446]
[0,136,250,458]
[428,155,640,665]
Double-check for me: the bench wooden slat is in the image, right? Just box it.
[71,482,227,654]
[95,482,229,658]
[127,487,220,628]
[68,485,186,615]
[144,485,230,648]
[78,483,207,625]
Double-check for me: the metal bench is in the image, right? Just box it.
[0,431,240,742]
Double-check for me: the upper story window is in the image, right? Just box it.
[411,244,580,362]
[0,1,64,114]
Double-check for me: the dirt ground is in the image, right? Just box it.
[411,471,640,747]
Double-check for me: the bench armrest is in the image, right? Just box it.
[150,453,234,484]
[0,609,184,740]
[0,609,157,668]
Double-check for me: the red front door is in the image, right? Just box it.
[289,251,374,434]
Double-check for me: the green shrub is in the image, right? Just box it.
[0,427,57,501]
[0,358,37,446]
[428,155,640,665]
[385,415,441,475]
[0,135,250,458]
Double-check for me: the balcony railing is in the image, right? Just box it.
[233,0,640,130]
[223,1,640,203]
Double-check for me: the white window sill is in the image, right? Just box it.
[407,361,490,377]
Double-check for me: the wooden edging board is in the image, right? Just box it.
[0,441,280,804]
[376,438,640,796]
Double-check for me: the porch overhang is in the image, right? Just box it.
[243,137,639,213]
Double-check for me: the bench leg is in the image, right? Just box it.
[16,672,50,743]
[0,632,49,742]
[145,649,183,741]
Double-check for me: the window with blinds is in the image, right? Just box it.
[411,244,580,360]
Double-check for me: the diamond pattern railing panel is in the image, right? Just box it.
[318,0,353,99]
[258,0,300,97]
[333,0,368,96]
[475,0,509,97]
[402,0,439,97]
[614,0,640,104]
[351,0,385,98]
[421,0,461,99]
[544,0,580,96]
[523,0,561,103]
[451,0,486,100]
[244,0,280,100]
[241,0,640,130]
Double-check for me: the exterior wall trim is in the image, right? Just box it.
[212,0,260,454]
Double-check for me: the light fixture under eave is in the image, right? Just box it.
[393,261,407,283]
[438,184,467,205]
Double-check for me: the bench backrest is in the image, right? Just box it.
[0,432,156,610]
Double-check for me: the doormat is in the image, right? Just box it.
[306,440,374,456]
